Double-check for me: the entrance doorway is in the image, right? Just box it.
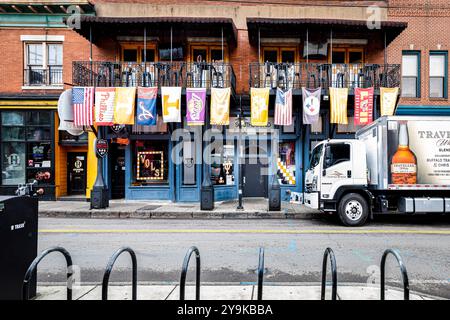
[242,144,269,198]
[110,143,126,199]
[67,152,87,195]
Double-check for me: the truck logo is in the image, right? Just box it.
[10,221,26,231]
[328,171,345,178]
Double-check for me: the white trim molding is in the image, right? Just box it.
[20,35,65,42]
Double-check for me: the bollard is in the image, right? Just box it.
[268,174,281,211]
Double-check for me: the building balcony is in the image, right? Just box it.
[23,66,63,87]
[72,61,236,93]
[249,63,401,94]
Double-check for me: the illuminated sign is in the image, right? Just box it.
[137,151,164,181]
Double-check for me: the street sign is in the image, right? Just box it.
[95,139,108,158]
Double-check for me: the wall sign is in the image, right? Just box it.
[95,139,108,158]
[137,151,164,181]
[111,124,125,133]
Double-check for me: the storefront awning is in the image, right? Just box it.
[247,17,408,45]
[69,16,238,47]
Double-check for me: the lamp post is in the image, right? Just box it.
[90,127,109,209]
[237,95,244,210]
[200,95,214,210]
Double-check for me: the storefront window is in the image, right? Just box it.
[211,142,235,185]
[277,141,296,185]
[337,117,363,134]
[1,111,53,186]
[59,131,88,144]
[132,140,169,186]
[182,140,196,185]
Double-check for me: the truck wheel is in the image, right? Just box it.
[338,193,369,227]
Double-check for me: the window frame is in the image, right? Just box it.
[401,50,421,98]
[260,46,299,64]
[189,43,229,63]
[24,41,63,87]
[429,51,448,99]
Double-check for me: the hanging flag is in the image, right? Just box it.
[380,87,399,116]
[72,87,95,126]
[274,88,293,126]
[95,87,115,126]
[186,88,206,126]
[114,87,136,125]
[161,87,182,123]
[250,87,270,126]
[302,87,321,125]
[354,87,374,126]
[136,87,158,126]
[330,87,349,124]
[210,87,231,125]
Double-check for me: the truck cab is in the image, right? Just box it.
[304,139,371,226]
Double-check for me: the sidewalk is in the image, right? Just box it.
[34,283,439,300]
[39,198,318,219]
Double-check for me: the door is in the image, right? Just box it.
[110,144,125,199]
[67,153,87,195]
[242,145,269,197]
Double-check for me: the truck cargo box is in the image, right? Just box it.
[355,116,450,190]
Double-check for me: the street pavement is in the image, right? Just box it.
[36,215,450,299]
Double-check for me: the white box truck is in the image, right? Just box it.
[304,116,450,226]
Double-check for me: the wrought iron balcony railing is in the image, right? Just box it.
[24,66,63,86]
[249,63,401,91]
[73,61,236,92]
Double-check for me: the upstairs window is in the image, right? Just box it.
[401,51,420,98]
[429,51,448,98]
[24,42,63,86]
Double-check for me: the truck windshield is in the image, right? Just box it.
[309,144,323,170]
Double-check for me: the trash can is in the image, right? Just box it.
[0,196,38,300]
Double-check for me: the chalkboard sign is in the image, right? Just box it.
[136,151,164,181]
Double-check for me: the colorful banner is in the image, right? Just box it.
[161,87,182,123]
[136,87,158,126]
[95,87,115,126]
[250,87,270,126]
[186,88,206,126]
[72,87,94,126]
[330,87,349,124]
[354,87,374,126]
[380,87,399,116]
[302,87,321,125]
[210,87,231,125]
[274,88,293,126]
[114,87,136,125]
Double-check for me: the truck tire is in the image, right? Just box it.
[338,193,369,226]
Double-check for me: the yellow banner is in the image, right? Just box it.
[114,87,136,125]
[210,87,231,125]
[330,87,348,124]
[250,88,270,126]
[380,87,399,116]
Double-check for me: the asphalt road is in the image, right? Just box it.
[37,214,450,298]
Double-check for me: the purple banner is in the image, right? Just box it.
[186,88,206,126]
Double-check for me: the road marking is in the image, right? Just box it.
[38,229,450,235]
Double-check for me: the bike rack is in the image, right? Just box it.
[102,247,137,300]
[380,249,410,300]
[257,247,264,300]
[321,247,337,300]
[22,246,73,300]
[179,246,201,300]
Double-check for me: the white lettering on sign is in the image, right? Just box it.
[11,221,26,231]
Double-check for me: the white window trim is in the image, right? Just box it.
[21,35,65,42]
[21,85,64,90]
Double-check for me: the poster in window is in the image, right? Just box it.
[136,151,164,181]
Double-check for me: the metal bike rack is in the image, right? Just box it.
[257,247,264,300]
[380,249,410,300]
[321,247,337,300]
[102,247,137,300]
[22,246,73,300]
[180,246,201,300]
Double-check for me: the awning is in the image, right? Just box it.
[68,16,238,47]
[247,17,407,45]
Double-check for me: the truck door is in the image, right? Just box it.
[320,143,353,201]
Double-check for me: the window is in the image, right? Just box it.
[277,141,296,185]
[190,44,228,62]
[324,144,350,169]
[337,117,364,134]
[132,140,169,186]
[59,131,88,144]
[182,140,196,186]
[24,42,63,86]
[429,51,448,98]
[211,141,235,185]
[120,43,157,63]
[309,143,323,170]
[402,51,420,98]
[1,111,53,186]
[261,47,298,63]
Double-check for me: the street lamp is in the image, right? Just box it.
[200,95,214,210]
[237,95,244,210]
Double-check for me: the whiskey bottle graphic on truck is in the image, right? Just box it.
[391,121,418,184]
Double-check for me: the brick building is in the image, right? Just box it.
[0,0,448,202]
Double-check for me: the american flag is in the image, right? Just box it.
[274,88,292,126]
[72,87,94,126]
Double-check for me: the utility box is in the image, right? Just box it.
[0,196,38,300]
